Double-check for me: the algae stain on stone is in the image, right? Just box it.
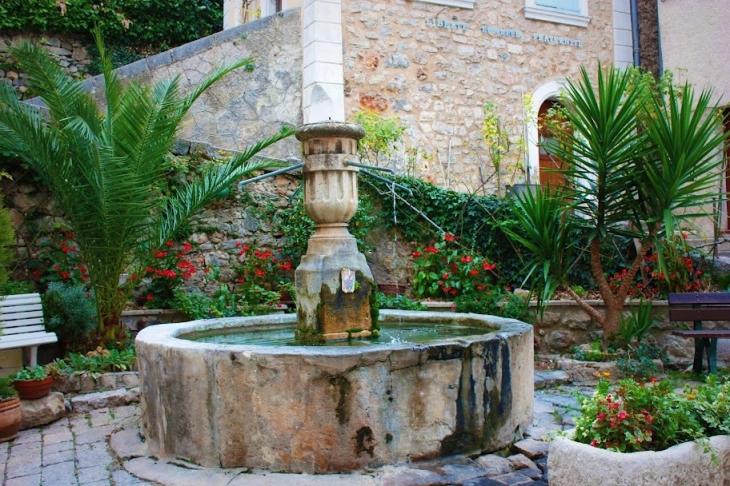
[329,376,352,425]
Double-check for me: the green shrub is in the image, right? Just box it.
[573,377,730,453]
[0,280,35,296]
[42,282,97,347]
[0,376,18,400]
[0,204,15,289]
[375,292,427,311]
[53,346,136,375]
[12,365,48,381]
[0,1,223,70]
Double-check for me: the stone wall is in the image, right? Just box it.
[533,300,730,365]
[0,33,93,95]
[340,0,615,192]
[75,9,303,160]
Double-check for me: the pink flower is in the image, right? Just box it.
[617,411,628,421]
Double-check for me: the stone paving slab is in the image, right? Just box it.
[0,379,576,486]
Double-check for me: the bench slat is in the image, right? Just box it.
[0,310,44,321]
[668,292,730,305]
[0,293,42,304]
[0,304,44,316]
[0,332,57,349]
[673,330,730,339]
[1,325,46,335]
[669,308,730,321]
[1,316,45,328]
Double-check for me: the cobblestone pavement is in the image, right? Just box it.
[0,383,588,486]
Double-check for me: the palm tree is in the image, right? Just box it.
[506,66,728,338]
[0,31,293,345]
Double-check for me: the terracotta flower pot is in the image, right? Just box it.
[12,376,54,400]
[0,397,22,442]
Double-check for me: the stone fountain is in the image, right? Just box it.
[294,122,375,342]
[135,122,534,473]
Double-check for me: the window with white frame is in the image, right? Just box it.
[525,0,590,28]
[418,0,476,9]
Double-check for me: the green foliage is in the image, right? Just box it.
[42,281,97,348]
[375,292,427,311]
[616,343,666,379]
[454,289,502,315]
[0,204,15,289]
[0,376,18,400]
[271,190,380,265]
[504,65,729,336]
[571,341,609,362]
[363,175,527,284]
[11,364,48,381]
[411,233,499,299]
[30,231,89,288]
[501,291,532,321]
[141,241,196,309]
[0,280,36,295]
[0,33,293,344]
[617,301,656,346]
[53,346,136,376]
[573,377,730,453]
[352,110,406,166]
[0,1,223,70]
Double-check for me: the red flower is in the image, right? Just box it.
[255,268,266,278]
[424,246,439,254]
[469,269,479,276]
[482,262,496,271]
[156,251,168,258]
[235,241,242,248]
[461,255,473,263]
[165,241,174,247]
[617,411,627,421]
[60,271,71,279]
[590,439,598,447]
[412,251,422,257]
[146,294,154,301]
[279,262,292,271]
[183,242,192,252]
[444,234,455,242]
[597,413,606,422]
[442,273,450,280]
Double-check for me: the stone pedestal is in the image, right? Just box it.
[294,122,376,341]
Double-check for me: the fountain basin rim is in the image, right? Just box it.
[135,310,532,357]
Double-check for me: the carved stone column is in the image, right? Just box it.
[294,122,376,342]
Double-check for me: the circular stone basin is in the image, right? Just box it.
[136,310,534,473]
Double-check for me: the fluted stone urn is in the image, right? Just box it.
[294,122,376,341]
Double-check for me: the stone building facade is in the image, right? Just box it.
[339,0,616,192]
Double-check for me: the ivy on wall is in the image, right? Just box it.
[0,0,223,68]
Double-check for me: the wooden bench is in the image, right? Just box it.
[0,293,58,367]
[669,292,730,374]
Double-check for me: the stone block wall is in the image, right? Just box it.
[340,0,615,192]
[534,300,730,365]
[0,33,93,95]
[75,9,304,161]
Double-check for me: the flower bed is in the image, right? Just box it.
[549,377,730,485]
[549,435,730,486]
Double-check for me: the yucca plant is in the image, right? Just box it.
[506,65,728,338]
[0,30,293,346]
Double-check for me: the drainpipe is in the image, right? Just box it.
[656,0,664,74]
[630,0,641,67]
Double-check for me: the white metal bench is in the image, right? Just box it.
[0,293,57,367]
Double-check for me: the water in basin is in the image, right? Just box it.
[184,321,494,346]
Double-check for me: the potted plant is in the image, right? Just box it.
[548,377,730,485]
[0,375,21,442]
[11,365,54,400]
